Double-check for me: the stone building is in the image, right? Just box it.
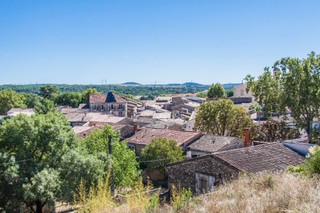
[126,128,202,157]
[187,135,243,158]
[166,143,304,194]
[89,91,127,117]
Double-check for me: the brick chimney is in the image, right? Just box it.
[133,124,139,132]
[244,128,250,147]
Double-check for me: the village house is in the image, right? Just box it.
[73,124,134,140]
[86,112,132,127]
[187,135,243,158]
[62,109,131,127]
[230,84,253,104]
[89,91,127,117]
[184,111,196,131]
[144,118,186,131]
[166,143,304,194]
[126,128,203,156]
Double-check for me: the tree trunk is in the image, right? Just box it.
[306,119,312,143]
[36,200,43,213]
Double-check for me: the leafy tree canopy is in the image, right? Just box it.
[55,92,82,108]
[23,93,42,108]
[195,99,253,138]
[34,99,55,114]
[0,112,106,212]
[0,89,26,115]
[39,85,60,100]
[246,52,320,141]
[141,138,184,173]
[207,83,226,99]
[81,88,99,103]
[79,125,140,188]
[250,119,300,142]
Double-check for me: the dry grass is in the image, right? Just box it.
[74,172,320,213]
[196,172,320,213]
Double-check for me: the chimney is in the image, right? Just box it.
[133,124,139,132]
[244,128,250,148]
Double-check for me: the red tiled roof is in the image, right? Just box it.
[89,94,107,103]
[127,128,202,146]
[89,92,126,103]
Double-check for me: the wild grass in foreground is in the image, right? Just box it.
[74,172,320,213]
[197,172,320,213]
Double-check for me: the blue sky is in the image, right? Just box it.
[0,0,319,85]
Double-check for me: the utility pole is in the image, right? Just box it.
[108,135,115,195]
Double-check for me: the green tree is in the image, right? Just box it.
[81,88,99,103]
[250,119,300,142]
[0,89,26,115]
[195,99,253,137]
[0,112,106,212]
[207,83,226,99]
[245,68,282,117]
[226,89,234,97]
[39,85,60,100]
[246,52,320,141]
[23,93,42,108]
[141,138,184,174]
[34,99,55,114]
[79,125,140,188]
[275,52,320,142]
[289,146,320,175]
[55,92,82,108]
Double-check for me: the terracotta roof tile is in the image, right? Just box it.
[89,94,107,103]
[89,92,126,103]
[127,128,202,146]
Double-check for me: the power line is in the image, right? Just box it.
[139,158,177,163]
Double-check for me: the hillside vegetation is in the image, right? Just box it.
[75,172,320,213]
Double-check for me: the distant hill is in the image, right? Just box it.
[223,83,241,90]
[182,82,207,87]
[121,82,141,85]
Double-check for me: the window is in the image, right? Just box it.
[111,104,113,110]
[119,104,122,109]
[101,105,104,110]
[119,111,123,117]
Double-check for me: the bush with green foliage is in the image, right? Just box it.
[0,112,106,212]
[0,89,26,115]
[288,146,320,175]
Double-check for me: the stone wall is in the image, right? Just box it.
[166,155,239,194]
